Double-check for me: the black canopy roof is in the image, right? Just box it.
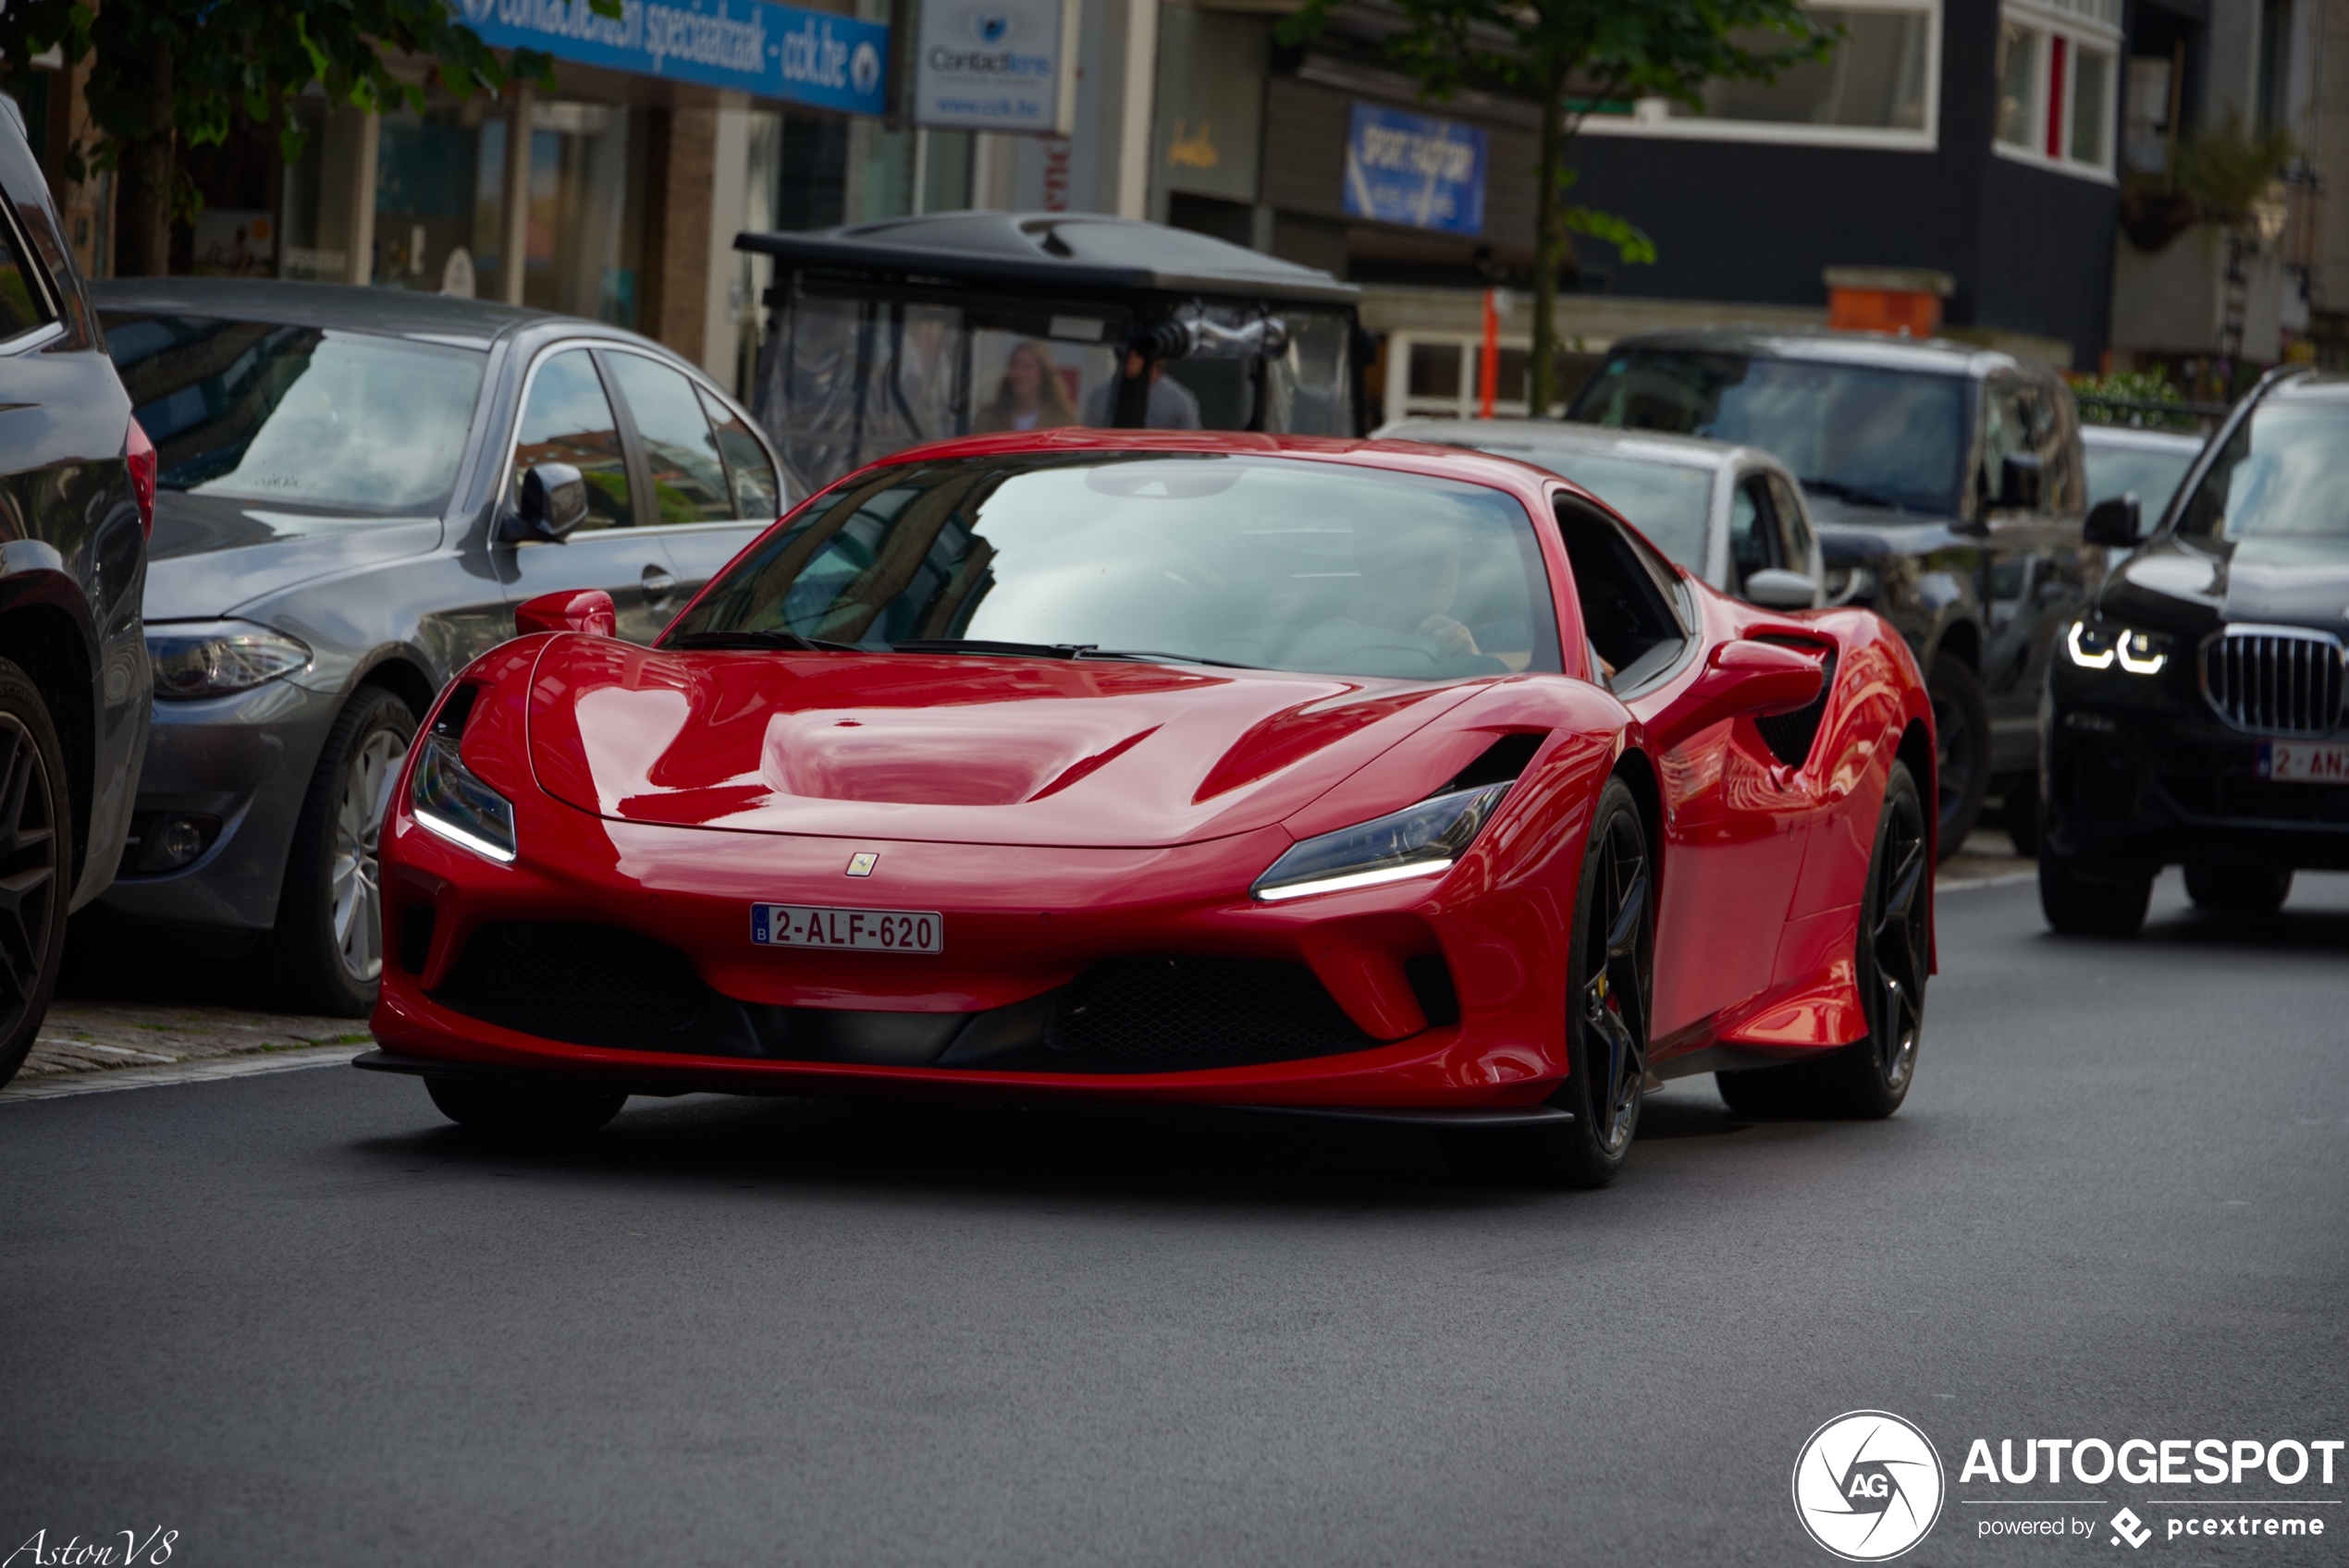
[736,212,1359,308]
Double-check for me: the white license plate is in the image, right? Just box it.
[751,904,942,953]
[2258,741,2349,783]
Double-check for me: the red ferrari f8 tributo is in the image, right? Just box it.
[360,431,1935,1185]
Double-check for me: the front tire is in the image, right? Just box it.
[268,687,415,1016]
[2038,844,2153,936]
[1717,760,1929,1120]
[0,660,70,1091]
[2184,861,2292,915]
[426,1077,628,1134]
[1927,654,1990,860]
[1446,777,1653,1189]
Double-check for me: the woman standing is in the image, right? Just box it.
[975,341,1078,432]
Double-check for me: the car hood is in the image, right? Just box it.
[524,639,1487,849]
[142,492,444,621]
[2218,536,2349,627]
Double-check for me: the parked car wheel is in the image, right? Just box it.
[1445,778,1652,1189]
[425,1077,628,1134]
[269,687,415,1016]
[1927,654,1989,859]
[1716,762,1928,1120]
[0,660,71,1089]
[2184,861,2292,915]
[2038,844,2153,936]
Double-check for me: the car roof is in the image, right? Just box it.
[736,211,1359,306]
[2263,371,2349,405]
[90,277,565,349]
[1377,417,1748,471]
[2079,423,2204,453]
[1596,325,2022,379]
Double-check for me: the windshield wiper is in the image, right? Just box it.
[1075,648,1260,670]
[1801,477,1912,512]
[667,629,861,653]
[891,639,1097,658]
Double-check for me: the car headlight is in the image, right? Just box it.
[1252,782,1509,901]
[147,622,313,698]
[410,733,516,864]
[2065,620,2168,675]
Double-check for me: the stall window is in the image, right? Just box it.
[514,349,633,530]
[606,352,732,525]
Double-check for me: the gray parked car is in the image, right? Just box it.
[92,279,785,1013]
[1569,329,2098,854]
[1373,418,1826,609]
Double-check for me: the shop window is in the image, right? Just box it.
[1992,0,2120,178]
[779,116,848,231]
[375,102,508,300]
[1580,0,1938,149]
[524,103,638,329]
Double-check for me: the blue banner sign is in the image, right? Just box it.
[1342,102,1487,237]
[456,0,889,117]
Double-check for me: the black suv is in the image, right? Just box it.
[2041,367,2349,933]
[1570,329,2097,856]
[0,101,154,1087]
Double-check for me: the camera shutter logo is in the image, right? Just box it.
[1792,1411,1946,1561]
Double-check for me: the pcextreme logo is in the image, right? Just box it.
[1793,1411,1948,1562]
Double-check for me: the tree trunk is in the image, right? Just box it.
[112,43,176,276]
[1528,61,1567,419]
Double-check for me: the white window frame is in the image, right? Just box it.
[1575,0,1941,153]
[1990,0,2121,183]
[1382,334,1569,427]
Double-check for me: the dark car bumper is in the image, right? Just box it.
[2043,661,2349,871]
[97,676,340,929]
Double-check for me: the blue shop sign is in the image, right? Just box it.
[457,0,889,117]
[1342,103,1486,237]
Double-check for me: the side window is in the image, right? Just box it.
[605,352,732,525]
[698,386,781,518]
[514,349,633,531]
[1766,473,1814,575]
[1980,379,2033,508]
[1728,474,1779,589]
[1556,496,1689,692]
[0,202,59,345]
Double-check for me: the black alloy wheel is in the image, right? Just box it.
[1445,777,1653,1189]
[2038,844,2153,936]
[2184,861,2294,916]
[0,660,68,1091]
[1926,654,1989,860]
[1717,761,1928,1120]
[425,1077,630,1135]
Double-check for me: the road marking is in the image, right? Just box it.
[0,1043,363,1103]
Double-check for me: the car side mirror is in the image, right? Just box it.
[2084,492,2144,547]
[1997,452,2044,511]
[501,463,589,545]
[1741,569,1820,610]
[1690,639,1824,717]
[514,588,617,639]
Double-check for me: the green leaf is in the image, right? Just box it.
[1565,205,1657,265]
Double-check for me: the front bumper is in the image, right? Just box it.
[97,677,338,929]
[372,788,1577,1110]
[2044,659,2349,870]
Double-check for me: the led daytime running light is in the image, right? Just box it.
[410,733,517,864]
[1251,781,1510,902]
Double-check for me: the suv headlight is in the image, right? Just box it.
[2066,619,2168,675]
[410,733,516,864]
[1252,782,1509,901]
[147,622,313,698]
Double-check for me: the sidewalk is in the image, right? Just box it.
[11,1000,368,1089]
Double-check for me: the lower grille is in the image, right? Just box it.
[432,923,757,1055]
[1043,955,1372,1071]
[2203,628,2345,735]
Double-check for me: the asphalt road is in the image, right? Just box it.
[5,872,2344,1567]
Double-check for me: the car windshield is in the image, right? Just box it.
[103,313,486,514]
[2175,402,2349,542]
[1569,349,1968,515]
[668,453,1561,680]
[1480,447,1712,574]
[2085,440,2198,519]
